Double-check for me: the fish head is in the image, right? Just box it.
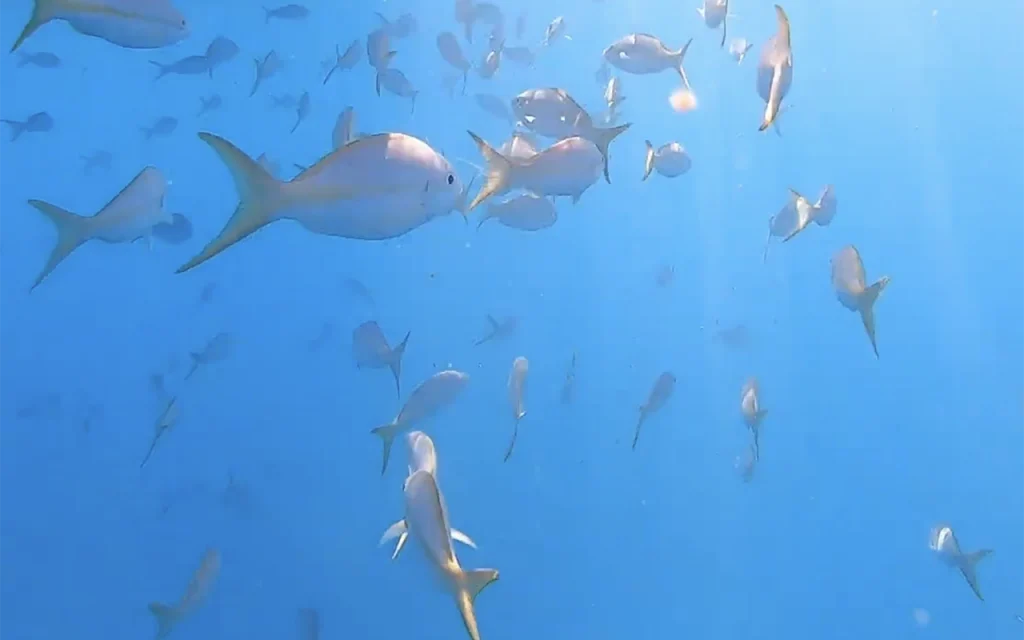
[929,525,961,564]
[425,154,466,220]
[406,430,438,476]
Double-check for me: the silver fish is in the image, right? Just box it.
[291,91,310,133]
[728,37,753,64]
[376,68,418,113]
[642,141,691,180]
[367,28,395,70]
[26,166,171,289]
[474,314,517,346]
[603,33,693,87]
[503,356,528,461]
[141,395,180,469]
[740,378,767,459]
[474,93,513,124]
[478,194,556,231]
[198,94,222,116]
[264,3,309,21]
[437,31,471,91]
[756,5,792,132]
[762,185,836,261]
[371,370,470,474]
[17,51,60,68]
[352,320,410,395]
[831,246,889,358]
[205,36,239,69]
[250,50,282,97]
[697,0,729,47]
[1,111,53,140]
[185,331,233,379]
[148,548,221,639]
[12,0,189,52]
[323,39,361,84]
[633,372,675,450]
[929,525,992,601]
[150,54,210,80]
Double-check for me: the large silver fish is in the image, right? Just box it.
[176,132,467,273]
[831,246,889,358]
[756,5,792,132]
[12,0,188,52]
[603,33,693,87]
[929,524,993,601]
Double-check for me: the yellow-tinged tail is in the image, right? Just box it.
[859,276,890,359]
[26,199,94,291]
[371,421,400,475]
[591,123,631,184]
[148,601,180,640]
[11,0,56,53]
[466,131,513,210]
[176,132,285,274]
[454,568,499,640]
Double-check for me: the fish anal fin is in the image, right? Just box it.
[176,133,284,274]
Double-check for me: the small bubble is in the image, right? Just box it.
[913,608,930,627]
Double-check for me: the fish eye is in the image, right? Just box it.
[447,174,454,185]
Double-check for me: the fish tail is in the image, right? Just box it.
[26,199,94,291]
[762,216,774,263]
[461,70,468,95]
[148,602,180,640]
[642,140,655,181]
[322,63,339,85]
[10,0,57,53]
[375,71,382,96]
[176,132,285,274]
[503,420,519,462]
[2,120,25,142]
[455,569,499,640]
[466,131,513,210]
[249,59,262,97]
[370,422,400,475]
[263,6,271,23]
[858,276,889,358]
[961,549,993,600]
[149,60,168,81]
[389,331,410,396]
[592,123,631,184]
[476,206,494,230]
[674,38,693,87]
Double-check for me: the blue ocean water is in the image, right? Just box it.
[1,0,1021,638]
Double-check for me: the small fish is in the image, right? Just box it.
[604,77,625,110]
[376,11,417,39]
[250,50,282,97]
[343,277,374,307]
[308,321,334,352]
[323,40,361,84]
[185,332,233,380]
[264,3,308,21]
[475,314,517,346]
[333,106,356,148]
[17,51,60,68]
[140,395,180,469]
[511,87,632,183]
[697,0,729,47]
[633,372,675,450]
[176,132,466,273]
[385,469,498,640]
[197,94,222,116]
[352,320,410,395]
[82,150,112,174]
[197,282,216,305]
[739,378,767,460]
[371,370,470,474]
[502,45,534,67]
[503,356,529,461]
[12,0,189,52]
[298,608,320,640]
[474,93,513,124]
[478,194,556,231]
[655,263,674,287]
[831,246,889,359]
[642,141,692,180]
[728,37,752,64]
[367,28,396,71]
[205,36,239,71]
[152,213,193,245]
[762,185,836,261]
[756,5,792,132]
[468,132,621,208]
[148,548,221,639]
[460,1,504,44]
[1,111,53,140]
[437,31,471,91]
[542,16,568,46]
[560,352,577,404]
[291,91,310,133]
[929,525,992,601]
[478,49,500,79]
[26,167,171,290]
[141,116,177,140]
[603,33,693,88]
[150,54,210,80]
[376,68,418,113]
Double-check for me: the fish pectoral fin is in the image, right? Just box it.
[379,519,409,559]
[451,528,478,549]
